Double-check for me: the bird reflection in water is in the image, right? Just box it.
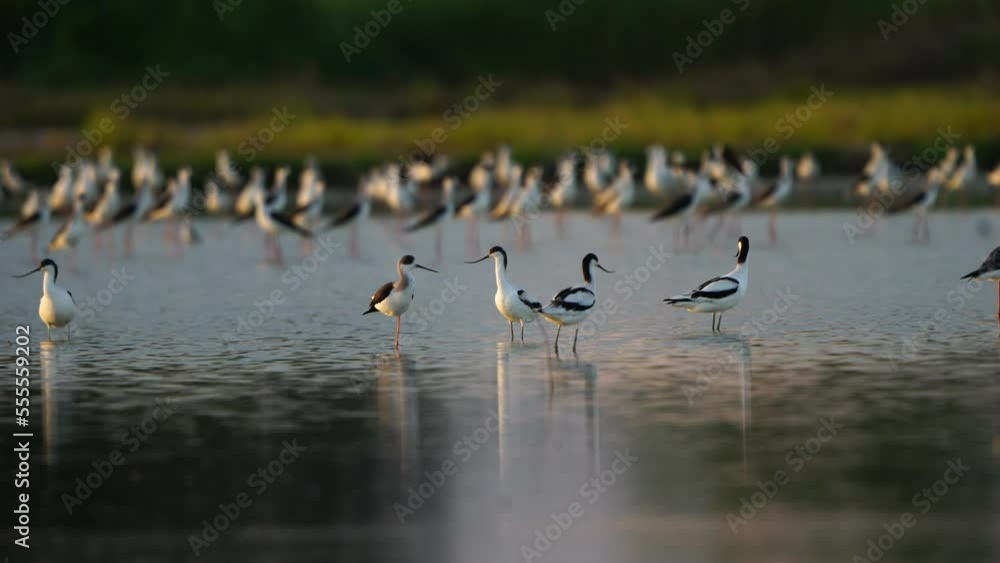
[374,353,419,478]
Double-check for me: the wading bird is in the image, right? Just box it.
[665,236,749,332]
[961,244,1000,327]
[539,253,615,354]
[363,255,438,349]
[252,189,313,263]
[466,246,542,342]
[13,258,77,341]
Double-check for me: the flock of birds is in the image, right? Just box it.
[4,140,1000,348]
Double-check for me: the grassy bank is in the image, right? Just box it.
[4,82,1000,180]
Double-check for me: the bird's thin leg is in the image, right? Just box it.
[520,321,525,343]
[712,313,716,333]
[572,328,579,354]
[66,325,71,343]
[769,209,778,244]
[996,282,999,327]
[47,326,51,341]
[717,314,723,332]
[395,316,401,349]
[555,325,561,354]
[435,224,443,263]
[509,321,514,342]
[274,234,284,264]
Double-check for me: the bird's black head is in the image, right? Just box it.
[13,257,58,281]
[399,255,415,266]
[736,236,750,264]
[582,253,614,282]
[489,246,507,269]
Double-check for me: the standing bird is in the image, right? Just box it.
[549,154,579,237]
[754,156,795,244]
[888,167,942,243]
[13,258,77,341]
[327,182,371,259]
[4,189,50,262]
[404,176,456,262]
[48,165,74,213]
[650,170,712,251]
[252,189,313,263]
[961,245,1000,327]
[665,236,750,332]
[48,196,86,269]
[466,246,542,342]
[363,255,438,349]
[539,253,615,354]
[457,159,494,253]
[593,160,636,235]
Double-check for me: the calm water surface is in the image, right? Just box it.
[1,212,998,563]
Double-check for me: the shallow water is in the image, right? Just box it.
[1,211,998,563]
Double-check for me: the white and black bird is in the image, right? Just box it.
[13,258,77,341]
[754,156,795,244]
[466,246,543,342]
[961,244,1000,327]
[404,176,456,261]
[252,189,313,263]
[2,189,51,262]
[539,253,615,354]
[796,152,821,181]
[363,255,438,349]
[457,158,494,251]
[327,182,371,258]
[650,170,712,250]
[48,195,86,260]
[888,167,942,243]
[665,236,750,332]
[549,154,579,236]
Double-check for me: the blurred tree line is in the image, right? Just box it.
[2,0,998,87]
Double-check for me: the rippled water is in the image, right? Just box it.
[2,212,998,563]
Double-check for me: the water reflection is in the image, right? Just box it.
[40,340,58,464]
[375,353,418,476]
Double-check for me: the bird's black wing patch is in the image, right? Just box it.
[755,182,778,204]
[454,192,477,215]
[271,212,313,238]
[329,202,360,228]
[888,191,925,215]
[650,192,693,221]
[696,276,738,291]
[404,205,446,233]
[367,282,394,311]
[517,289,542,311]
[551,287,595,311]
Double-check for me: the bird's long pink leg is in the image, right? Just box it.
[395,317,401,349]
[996,283,999,326]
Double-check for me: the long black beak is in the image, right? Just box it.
[415,264,438,273]
[465,255,490,264]
[597,264,615,273]
[12,267,41,278]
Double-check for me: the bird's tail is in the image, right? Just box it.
[362,307,377,315]
[663,296,692,306]
[961,269,980,280]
